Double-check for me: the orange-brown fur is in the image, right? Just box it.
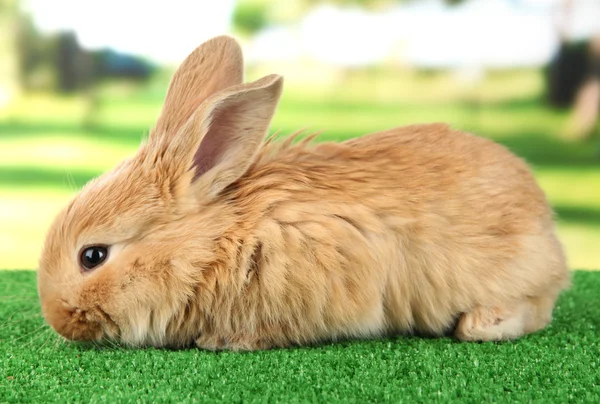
[38,36,569,350]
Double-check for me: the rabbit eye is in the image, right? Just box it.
[80,246,108,271]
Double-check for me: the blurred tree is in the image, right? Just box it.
[302,0,468,9]
[16,23,155,94]
[548,0,600,141]
[16,14,61,91]
[233,0,271,36]
[232,0,468,36]
[55,32,95,93]
[0,0,20,107]
[563,36,600,141]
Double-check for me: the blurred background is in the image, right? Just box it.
[0,0,599,270]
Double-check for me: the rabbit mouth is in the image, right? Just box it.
[49,299,120,342]
[94,304,120,340]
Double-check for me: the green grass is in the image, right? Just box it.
[0,68,599,269]
[0,69,599,401]
[1,270,599,402]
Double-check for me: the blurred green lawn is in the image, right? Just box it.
[1,68,599,269]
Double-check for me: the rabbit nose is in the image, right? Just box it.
[46,299,103,341]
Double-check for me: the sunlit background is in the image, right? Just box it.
[1,0,599,270]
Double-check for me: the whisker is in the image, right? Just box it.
[31,329,55,350]
[0,316,45,331]
[34,329,55,352]
[102,336,122,350]
[0,306,42,316]
[0,298,39,305]
[15,326,52,349]
[52,334,66,350]
[64,170,78,192]
[0,309,44,328]
[11,324,50,343]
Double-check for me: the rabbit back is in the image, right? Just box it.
[208,123,569,347]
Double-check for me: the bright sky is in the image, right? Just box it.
[22,0,236,64]
[21,0,600,68]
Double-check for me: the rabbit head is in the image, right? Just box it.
[37,35,283,347]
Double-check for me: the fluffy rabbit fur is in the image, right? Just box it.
[38,36,570,350]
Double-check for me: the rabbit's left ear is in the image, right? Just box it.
[154,74,283,200]
[153,36,244,138]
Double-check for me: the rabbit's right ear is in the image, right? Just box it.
[148,74,283,202]
[153,35,243,138]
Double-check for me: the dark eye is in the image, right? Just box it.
[80,246,108,271]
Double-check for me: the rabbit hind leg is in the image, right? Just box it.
[454,294,557,342]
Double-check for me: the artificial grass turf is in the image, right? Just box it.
[1,271,598,403]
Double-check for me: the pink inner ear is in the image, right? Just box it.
[192,132,221,181]
[191,107,235,181]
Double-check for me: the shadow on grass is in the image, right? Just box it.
[554,205,600,226]
[1,107,598,191]
[0,120,146,147]
[279,94,551,113]
[500,136,600,167]
[1,140,598,192]
[3,165,600,225]
[0,166,101,189]
[314,130,599,166]
[4,164,599,225]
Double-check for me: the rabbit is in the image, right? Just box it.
[38,35,570,351]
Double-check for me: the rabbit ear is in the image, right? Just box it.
[153,35,243,137]
[155,74,283,200]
